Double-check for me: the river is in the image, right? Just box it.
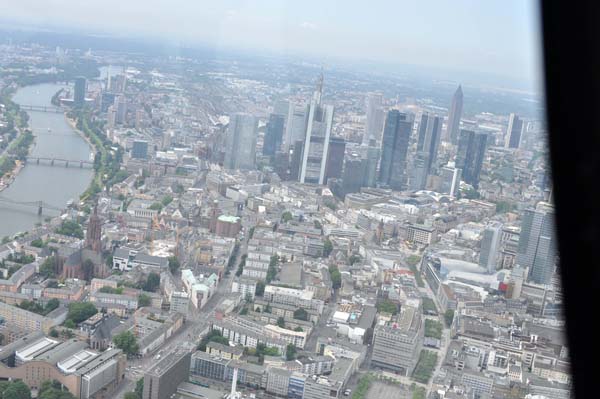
[0,83,94,238]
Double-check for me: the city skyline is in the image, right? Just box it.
[0,1,542,92]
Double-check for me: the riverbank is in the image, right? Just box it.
[0,88,35,192]
[66,110,124,201]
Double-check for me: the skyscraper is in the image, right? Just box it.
[516,203,557,285]
[74,76,86,107]
[364,145,380,187]
[363,93,385,144]
[324,137,346,183]
[446,85,463,143]
[263,113,285,156]
[224,113,258,170]
[378,110,413,190]
[114,95,127,125]
[412,112,442,190]
[341,154,367,195]
[505,113,524,149]
[289,140,304,181]
[410,152,429,191]
[299,75,334,185]
[479,222,503,274]
[455,129,488,188]
[284,103,309,152]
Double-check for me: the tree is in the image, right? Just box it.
[138,293,151,307]
[168,256,180,274]
[324,199,337,210]
[49,328,59,338]
[349,254,362,265]
[113,331,139,356]
[277,317,285,328]
[313,220,322,230]
[236,255,246,277]
[67,302,97,324]
[266,255,278,283]
[149,203,162,212]
[143,272,160,292]
[323,238,333,257]
[444,309,455,327]
[1,380,31,399]
[424,319,443,339]
[255,280,266,296]
[328,265,342,289]
[30,238,45,248]
[197,330,229,351]
[55,220,84,238]
[294,326,304,332]
[173,184,185,194]
[281,211,293,223]
[124,393,138,399]
[406,255,421,267]
[135,379,144,399]
[293,308,308,321]
[63,319,76,329]
[285,344,297,361]
[39,256,57,278]
[377,299,398,315]
[45,298,59,314]
[161,195,173,206]
[38,380,76,399]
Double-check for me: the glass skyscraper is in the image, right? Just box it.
[378,110,413,190]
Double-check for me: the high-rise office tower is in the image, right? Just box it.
[224,113,258,170]
[417,113,442,169]
[110,74,127,93]
[341,154,367,195]
[284,103,309,152]
[378,110,413,190]
[263,113,285,156]
[446,85,463,143]
[107,106,116,129]
[114,95,127,125]
[480,222,503,274]
[364,145,380,187]
[517,203,557,285]
[363,93,385,144]
[455,129,488,188]
[324,137,346,183]
[100,92,116,113]
[439,165,462,196]
[505,113,524,149]
[299,75,334,185]
[289,140,304,181]
[74,76,86,107]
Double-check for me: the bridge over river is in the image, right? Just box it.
[25,157,94,168]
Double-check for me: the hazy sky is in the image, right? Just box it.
[1,0,542,88]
